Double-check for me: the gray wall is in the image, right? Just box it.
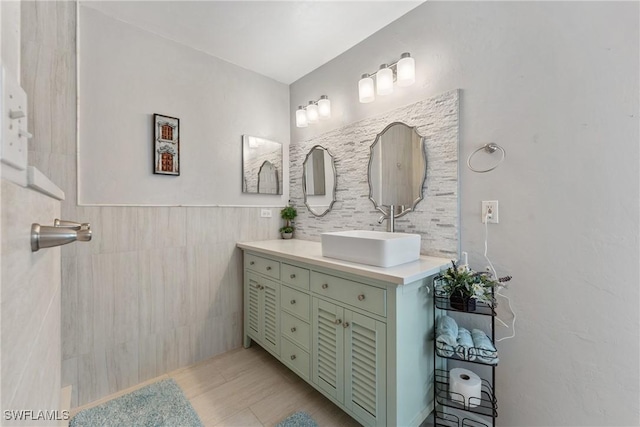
[0,1,62,425]
[290,2,639,426]
[77,5,290,206]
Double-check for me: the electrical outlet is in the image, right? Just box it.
[482,200,499,224]
[260,209,272,218]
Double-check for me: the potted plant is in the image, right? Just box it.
[438,260,511,311]
[279,204,297,239]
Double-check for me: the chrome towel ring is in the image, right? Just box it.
[467,143,506,173]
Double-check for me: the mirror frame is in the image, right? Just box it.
[367,121,427,219]
[302,145,337,217]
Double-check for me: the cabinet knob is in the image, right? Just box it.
[291,327,296,333]
[322,283,328,289]
[266,266,272,271]
[343,322,350,328]
[290,355,296,361]
[250,261,255,265]
[334,318,342,325]
[290,274,296,279]
[259,285,264,290]
[290,299,296,305]
[357,294,365,301]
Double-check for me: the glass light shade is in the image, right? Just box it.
[295,106,308,128]
[318,96,331,119]
[306,101,319,124]
[358,74,375,103]
[396,54,415,87]
[376,65,394,96]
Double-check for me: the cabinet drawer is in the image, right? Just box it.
[280,285,310,321]
[281,311,310,351]
[281,263,310,290]
[280,337,310,380]
[311,272,386,317]
[245,253,280,280]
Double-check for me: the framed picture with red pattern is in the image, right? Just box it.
[153,114,180,176]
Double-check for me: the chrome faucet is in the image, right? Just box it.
[31,219,92,252]
[377,204,396,232]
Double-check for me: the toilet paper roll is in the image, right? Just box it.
[449,368,482,408]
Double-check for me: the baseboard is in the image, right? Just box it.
[60,385,72,427]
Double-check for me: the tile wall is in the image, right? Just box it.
[21,1,281,407]
[290,90,459,258]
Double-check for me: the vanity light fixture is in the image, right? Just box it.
[295,95,331,128]
[358,52,416,103]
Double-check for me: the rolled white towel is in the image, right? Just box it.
[435,316,458,357]
[471,329,499,364]
[456,327,475,361]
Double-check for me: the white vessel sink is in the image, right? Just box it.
[321,230,421,268]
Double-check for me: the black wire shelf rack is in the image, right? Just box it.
[434,369,498,418]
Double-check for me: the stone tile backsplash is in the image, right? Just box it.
[290,90,459,258]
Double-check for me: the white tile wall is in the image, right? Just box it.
[1,180,62,426]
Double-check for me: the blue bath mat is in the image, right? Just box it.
[70,379,203,427]
[276,411,319,427]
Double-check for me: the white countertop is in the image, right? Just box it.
[237,239,450,285]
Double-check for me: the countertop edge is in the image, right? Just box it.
[237,240,449,285]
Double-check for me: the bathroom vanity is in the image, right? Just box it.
[238,239,449,427]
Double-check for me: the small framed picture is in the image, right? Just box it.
[153,114,180,176]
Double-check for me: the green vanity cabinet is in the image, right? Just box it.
[244,270,280,356]
[239,242,449,427]
[313,298,387,427]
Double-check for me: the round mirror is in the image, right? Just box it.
[302,145,337,217]
[368,122,426,218]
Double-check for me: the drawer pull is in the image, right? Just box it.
[322,283,328,289]
[357,294,365,301]
[290,355,296,361]
[250,261,255,265]
[290,274,296,279]
[290,299,296,305]
[343,322,350,328]
[334,318,342,325]
[266,266,272,271]
[291,327,296,333]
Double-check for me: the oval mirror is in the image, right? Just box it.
[368,122,426,218]
[303,145,337,217]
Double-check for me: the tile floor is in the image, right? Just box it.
[72,344,361,426]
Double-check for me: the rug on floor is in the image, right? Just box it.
[70,379,203,427]
[276,411,319,427]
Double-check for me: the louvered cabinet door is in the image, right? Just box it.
[261,278,280,356]
[312,298,345,403]
[344,310,387,427]
[246,277,261,340]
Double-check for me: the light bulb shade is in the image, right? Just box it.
[396,54,415,87]
[376,66,394,95]
[358,75,375,103]
[295,106,308,128]
[306,102,319,124]
[318,96,331,119]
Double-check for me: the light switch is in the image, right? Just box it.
[1,67,29,170]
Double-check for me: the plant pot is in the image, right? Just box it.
[281,232,293,240]
[449,294,476,312]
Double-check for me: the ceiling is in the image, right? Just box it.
[82,1,424,84]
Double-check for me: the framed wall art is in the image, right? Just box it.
[153,114,180,175]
